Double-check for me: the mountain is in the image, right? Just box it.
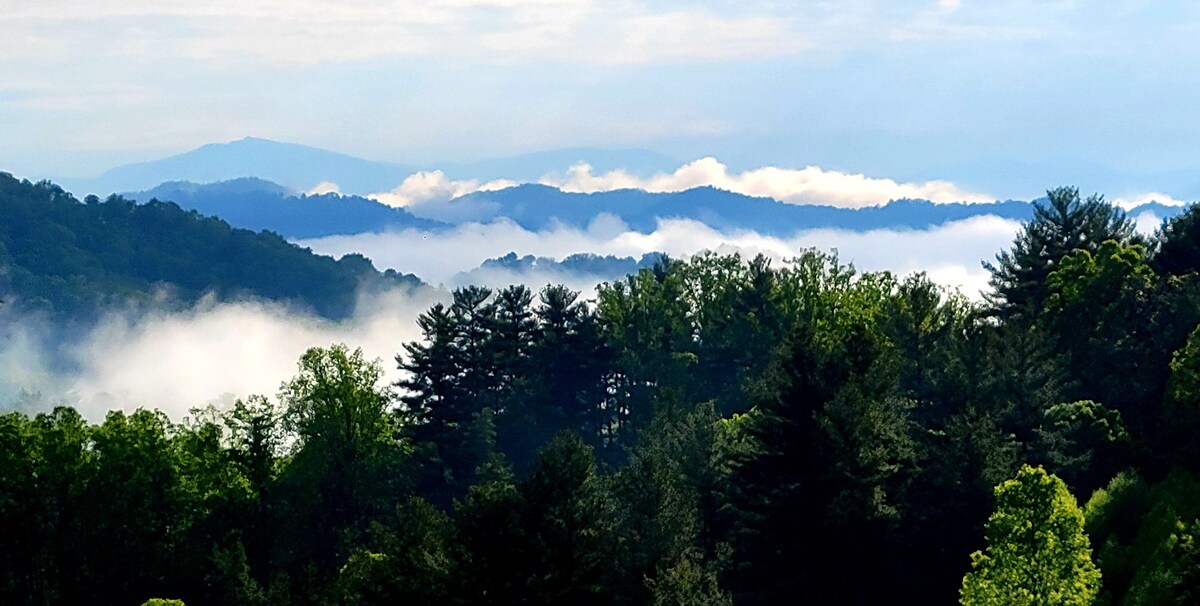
[459,251,665,284]
[62,137,417,196]
[418,184,1187,235]
[58,137,681,198]
[130,176,1185,242]
[0,173,420,321]
[131,178,446,239]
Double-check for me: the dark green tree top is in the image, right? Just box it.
[986,186,1133,317]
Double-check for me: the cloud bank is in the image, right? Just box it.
[369,171,516,208]
[0,288,444,421]
[361,159,998,210]
[1113,191,1191,211]
[299,214,1022,296]
[1,215,1025,419]
[537,158,996,208]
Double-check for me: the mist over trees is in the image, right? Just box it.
[0,173,420,322]
[6,185,1200,604]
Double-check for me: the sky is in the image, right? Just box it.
[4,1,1200,200]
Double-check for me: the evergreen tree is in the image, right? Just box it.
[1153,203,1200,277]
[986,186,1133,317]
[727,320,913,604]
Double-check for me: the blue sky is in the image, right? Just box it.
[3,0,1200,200]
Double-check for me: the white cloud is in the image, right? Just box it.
[6,1,810,67]
[365,158,995,211]
[1133,211,1163,236]
[298,214,1020,297]
[1113,191,1191,211]
[306,181,341,195]
[369,171,515,208]
[537,157,995,208]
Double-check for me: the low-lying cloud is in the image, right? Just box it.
[0,288,444,421]
[363,158,998,211]
[2,216,1026,419]
[368,171,515,208]
[1113,191,1190,210]
[299,214,1022,297]
[537,158,996,208]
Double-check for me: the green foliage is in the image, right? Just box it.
[1044,240,1158,425]
[335,498,459,605]
[727,315,917,604]
[208,539,268,606]
[0,172,418,321]
[961,465,1101,606]
[1153,203,1200,277]
[1035,401,1130,496]
[610,399,727,605]
[987,186,1134,317]
[1085,470,1200,605]
[518,433,614,605]
[1164,324,1200,469]
[646,555,732,606]
[276,344,407,571]
[8,198,1200,606]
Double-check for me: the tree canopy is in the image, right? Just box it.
[5,181,1200,605]
[961,465,1101,606]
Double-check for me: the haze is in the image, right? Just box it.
[5,1,1200,201]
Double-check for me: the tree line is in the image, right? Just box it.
[6,187,1200,604]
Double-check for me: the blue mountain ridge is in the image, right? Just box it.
[130,177,1187,241]
[57,137,679,196]
[64,137,419,196]
[421,184,1186,236]
[130,178,446,239]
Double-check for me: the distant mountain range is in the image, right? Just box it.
[64,137,417,196]
[432,184,1185,235]
[131,178,445,239]
[57,137,680,196]
[415,184,1039,235]
[123,177,1186,241]
[53,137,1193,238]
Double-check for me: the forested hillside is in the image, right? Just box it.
[6,187,1200,605]
[430,183,1182,234]
[0,173,420,320]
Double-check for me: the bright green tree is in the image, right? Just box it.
[276,344,404,572]
[961,465,1101,606]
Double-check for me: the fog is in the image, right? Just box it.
[1,215,1030,419]
[299,214,1023,296]
[0,288,445,421]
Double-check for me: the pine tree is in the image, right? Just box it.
[986,186,1133,317]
